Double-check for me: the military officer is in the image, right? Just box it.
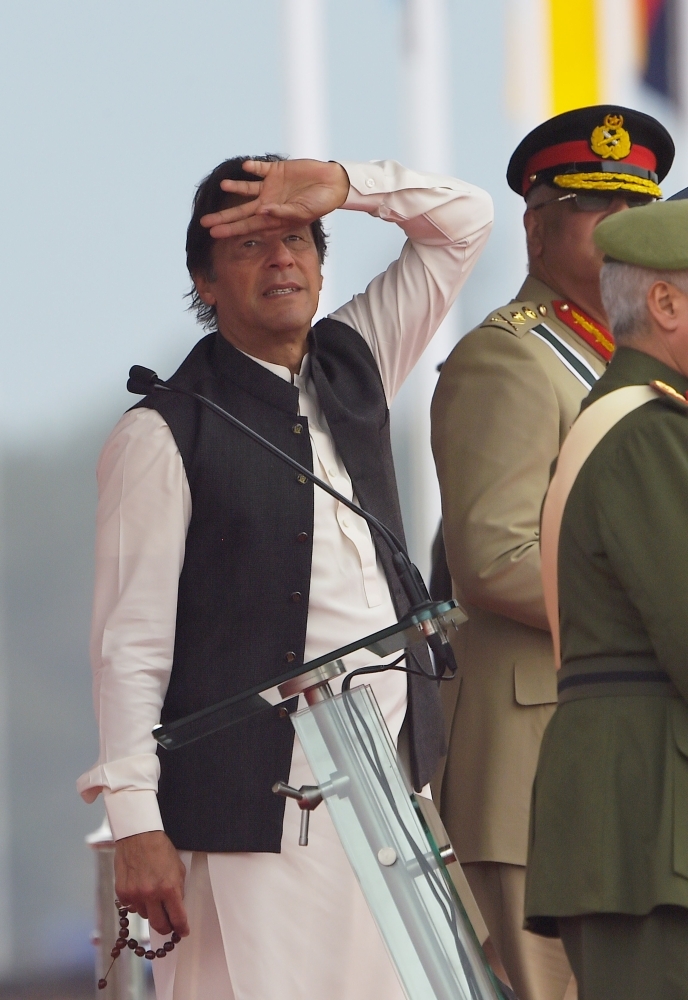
[525,198,688,1000]
[431,106,674,1000]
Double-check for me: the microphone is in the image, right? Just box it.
[127,365,458,682]
[127,365,169,395]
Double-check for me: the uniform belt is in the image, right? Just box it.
[558,655,677,703]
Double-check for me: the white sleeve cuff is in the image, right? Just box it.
[104,788,164,841]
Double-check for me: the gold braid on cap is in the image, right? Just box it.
[553,172,662,198]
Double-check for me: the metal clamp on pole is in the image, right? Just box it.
[272,782,323,846]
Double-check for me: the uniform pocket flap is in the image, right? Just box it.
[514,658,557,706]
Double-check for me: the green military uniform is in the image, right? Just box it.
[525,202,688,999]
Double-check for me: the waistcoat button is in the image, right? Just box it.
[295,473,309,484]
[290,592,302,603]
[296,532,309,543]
[292,423,303,435]
[285,651,296,663]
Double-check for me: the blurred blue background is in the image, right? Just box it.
[0,0,684,990]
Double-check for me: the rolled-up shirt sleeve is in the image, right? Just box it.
[331,160,493,402]
[76,407,191,840]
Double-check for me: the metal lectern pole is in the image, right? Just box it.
[273,663,506,1000]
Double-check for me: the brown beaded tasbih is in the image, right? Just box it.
[97,899,181,990]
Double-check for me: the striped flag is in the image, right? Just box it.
[506,0,678,124]
[637,0,679,100]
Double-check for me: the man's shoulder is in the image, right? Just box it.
[440,293,563,376]
[584,382,688,484]
[466,296,546,341]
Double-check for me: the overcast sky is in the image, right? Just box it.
[0,0,683,448]
[0,0,523,448]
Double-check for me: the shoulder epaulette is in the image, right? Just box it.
[480,301,545,339]
[650,379,688,412]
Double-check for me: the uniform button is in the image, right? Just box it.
[290,592,302,603]
[292,423,303,435]
[285,651,296,663]
[295,473,309,484]
[365,177,375,188]
[296,532,309,543]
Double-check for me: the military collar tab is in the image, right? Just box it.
[552,301,614,362]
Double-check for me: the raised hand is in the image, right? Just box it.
[200,159,350,239]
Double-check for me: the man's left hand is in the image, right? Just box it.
[200,159,350,239]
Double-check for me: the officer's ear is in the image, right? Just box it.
[524,204,546,262]
[523,185,557,262]
[647,280,683,333]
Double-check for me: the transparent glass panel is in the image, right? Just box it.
[292,686,505,1000]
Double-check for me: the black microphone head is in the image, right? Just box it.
[127,365,160,395]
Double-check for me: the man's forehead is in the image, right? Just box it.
[223,221,316,244]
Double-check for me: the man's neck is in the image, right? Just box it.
[218,326,310,375]
[528,263,608,327]
[623,333,688,379]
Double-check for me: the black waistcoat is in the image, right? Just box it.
[138,319,444,853]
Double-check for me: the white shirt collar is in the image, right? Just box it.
[242,350,310,385]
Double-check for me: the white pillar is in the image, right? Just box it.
[281,0,334,319]
[281,0,328,160]
[393,0,453,578]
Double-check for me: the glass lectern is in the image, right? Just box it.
[155,602,510,1000]
[291,684,504,1000]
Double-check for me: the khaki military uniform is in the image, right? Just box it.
[431,275,607,1000]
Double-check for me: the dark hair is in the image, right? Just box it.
[185,154,328,330]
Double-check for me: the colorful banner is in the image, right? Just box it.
[549,0,599,114]
[637,0,678,100]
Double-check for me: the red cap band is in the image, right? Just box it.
[523,140,657,193]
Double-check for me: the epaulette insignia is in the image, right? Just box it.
[485,304,541,336]
[650,380,688,405]
[489,311,524,329]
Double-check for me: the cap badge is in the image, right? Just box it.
[590,114,632,161]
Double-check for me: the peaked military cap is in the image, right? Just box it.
[593,199,688,269]
[668,186,688,201]
[508,105,674,200]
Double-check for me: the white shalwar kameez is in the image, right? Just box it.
[78,160,492,1000]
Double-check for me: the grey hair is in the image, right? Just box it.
[600,261,688,343]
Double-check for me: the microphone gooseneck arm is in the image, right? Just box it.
[127,365,431,610]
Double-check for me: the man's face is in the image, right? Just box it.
[524,191,635,292]
[195,223,323,344]
[670,289,688,375]
[646,279,688,377]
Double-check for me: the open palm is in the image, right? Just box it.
[200,159,350,239]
